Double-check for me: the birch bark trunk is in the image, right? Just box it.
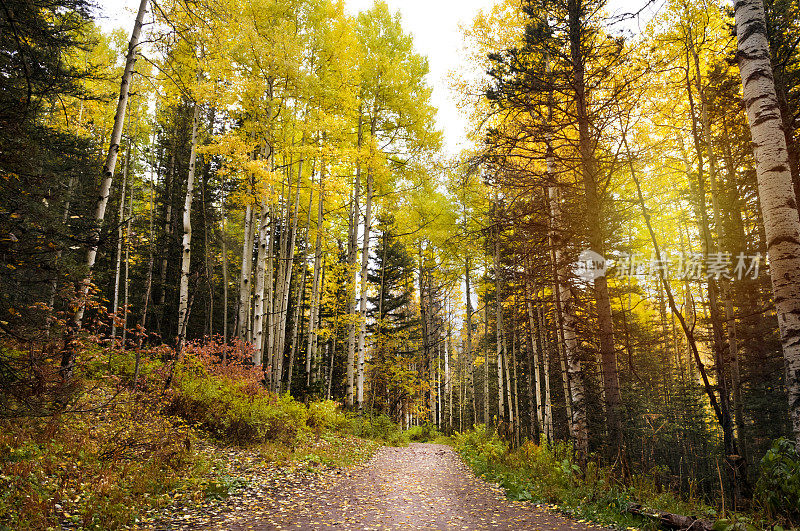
[568,0,620,457]
[236,191,254,340]
[465,257,477,424]
[67,0,149,348]
[158,151,174,319]
[495,228,505,423]
[505,329,513,431]
[289,174,315,394]
[122,177,133,346]
[176,103,200,354]
[111,142,130,339]
[734,0,800,449]
[221,191,228,346]
[447,317,453,430]
[139,164,155,349]
[252,189,270,365]
[512,330,520,447]
[307,176,324,386]
[356,120,376,410]
[484,285,490,425]
[548,183,587,456]
[264,200,275,358]
[524,260,544,436]
[274,157,303,392]
[346,112,363,408]
[538,305,554,440]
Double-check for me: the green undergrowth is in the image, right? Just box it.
[0,340,403,529]
[405,423,450,444]
[451,425,792,531]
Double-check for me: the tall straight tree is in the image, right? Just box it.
[566,0,623,457]
[176,102,200,354]
[734,0,800,450]
[63,0,149,377]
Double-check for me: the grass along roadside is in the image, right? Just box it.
[449,425,792,531]
[0,339,405,530]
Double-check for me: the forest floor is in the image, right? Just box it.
[148,442,605,530]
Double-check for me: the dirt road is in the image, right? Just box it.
[237,443,602,530]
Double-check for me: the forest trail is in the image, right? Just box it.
[230,443,603,530]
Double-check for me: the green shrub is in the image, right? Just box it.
[407,423,441,442]
[453,426,656,528]
[308,400,350,433]
[345,413,407,446]
[756,437,800,522]
[171,371,309,445]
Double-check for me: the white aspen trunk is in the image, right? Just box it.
[356,122,375,410]
[504,326,513,432]
[549,185,587,456]
[111,143,130,339]
[512,330,520,448]
[176,103,200,354]
[313,243,327,387]
[437,342,442,429]
[307,180,324,385]
[327,310,339,401]
[347,112,363,408]
[221,191,228,346]
[252,194,270,365]
[484,290,490,425]
[524,262,544,435]
[236,199,254,340]
[122,179,133,346]
[287,256,306,394]
[326,341,334,399]
[418,247,433,423]
[427,294,436,424]
[447,318,453,429]
[524,313,536,440]
[495,231,505,423]
[465,257,477,424]
[139,169,155,350]
[356,174,372,410]
[274,158,303,392]
[289,175,315,394]
[69,0,148,338]
[541,305,554,441]
[264,202,275,354]
[270,164,288,381]
[158,152,174,311]
[459,336,464,431]
[735,0,800,448]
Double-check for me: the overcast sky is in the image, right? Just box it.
[94,0,657,156]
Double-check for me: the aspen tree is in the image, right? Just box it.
[70,0,148,331]
[176,102,200,354]
[62,0,149,378]
[111,142,130,340]
[734,0,800,449]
